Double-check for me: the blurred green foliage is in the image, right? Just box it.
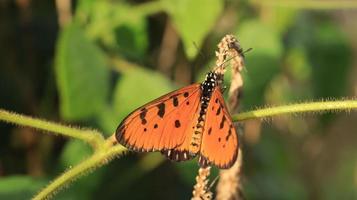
[1,0,356,199]
[56,23,110,120]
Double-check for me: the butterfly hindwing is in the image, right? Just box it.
[116,84,201,158]
[199,87,239,169]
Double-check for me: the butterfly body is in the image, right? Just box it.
[116,72,238,169]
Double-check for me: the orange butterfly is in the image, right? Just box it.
[115,71,239,169]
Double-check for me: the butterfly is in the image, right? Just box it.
[115,70,239,169]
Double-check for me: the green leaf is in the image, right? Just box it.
[0,176,46,200]
[75,0,96,18]
[114,16,148,60]
[162,0,223,59]
[236,20,283,108]
[237,20,283,58]
[269,7,298,34]
[113,67,174,121]
[55,23,110,120]
[308,23,352,99]
[85,1,149,60]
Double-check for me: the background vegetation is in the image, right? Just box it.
[1,0,357,199]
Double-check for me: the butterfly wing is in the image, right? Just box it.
[199,87,239,169]
[116,83,201,161]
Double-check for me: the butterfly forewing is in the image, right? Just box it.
[116,72,240,168]
[116,83,201,154]
[199,87,239,169]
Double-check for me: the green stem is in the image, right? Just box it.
[233,100,357,122]
[33,144,127,200]
[2,99,357,199]
[0,109,104,148]
[252,0,357,9]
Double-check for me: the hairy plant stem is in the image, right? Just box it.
[233,100,357,122]
[1,99,357,199]
[0,109,104,149]
[251,0,357,9]
[33,143,126,200]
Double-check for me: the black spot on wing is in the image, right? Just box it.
[216,106,221,115]
[175,120,181,128]
[225,128,232,141]
[139,108,148,125]
[154,124,158,129]
[208,127,212,135]
[157,103,165,118]
[141,119,147,125]
[172,96,179,107]
[219,115,226,129]
[184,92,189,97]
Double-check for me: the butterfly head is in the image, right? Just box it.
[228,40,243,55]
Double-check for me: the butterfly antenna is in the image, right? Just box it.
[241,47,252,73]
[193,42,206,60]
[219,47,253,72]
[243,47,253,55]
[224,47,253,63]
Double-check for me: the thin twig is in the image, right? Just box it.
[192,34,246,200]
[216,34,246,200]
[192,34,240,200]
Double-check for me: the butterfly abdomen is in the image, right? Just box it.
[188,72,220,154]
